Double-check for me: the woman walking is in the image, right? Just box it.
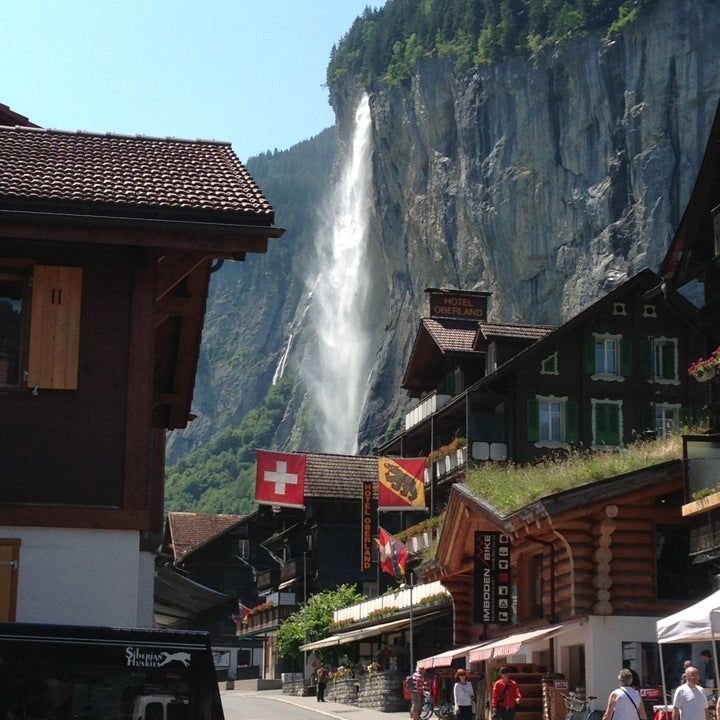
[454,669,474,720]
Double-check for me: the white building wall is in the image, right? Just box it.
[136,550,156,628]
[3,526,145,627]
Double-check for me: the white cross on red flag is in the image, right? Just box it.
[255,450,306,509]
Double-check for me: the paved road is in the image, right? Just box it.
[221,690,409,720]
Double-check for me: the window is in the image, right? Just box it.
[592,399,623,447]
[588,333,630,380]
[642,304,657,318]
[237,539,249,561]
[0,263,82,391]
[0,275,28,386]
[595,335,619,375]
[527,396,578,448]
[540,352,558,376]
[654,403,680,438]
[650,337,679,384]
[613,302,626,316]
[486,342,497,375]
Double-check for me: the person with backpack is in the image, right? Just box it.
[317,664,330,702]
[492,667,522,720]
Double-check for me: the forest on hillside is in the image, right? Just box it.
[328,0,656,87]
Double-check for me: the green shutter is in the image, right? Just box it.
[662,342,676,379]
[640,339,652,378]
[608,404,621,445]
[621,338,633,377]
[527,398,539,442]
[642,403,654,433]
[585,335,596,374]
[565,400,579,444]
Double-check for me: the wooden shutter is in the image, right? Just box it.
[27,266,82,390]
[565,400,579,444]
[620,338,633,377]
[608,404,621,445]
[640,339,653,378]
[584,335,595,374]
[527,398,539,442]
[0,539,20,622]
[662,342,676,380]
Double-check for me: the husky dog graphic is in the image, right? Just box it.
[159,651,191,667]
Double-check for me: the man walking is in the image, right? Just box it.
[410,665,426,720]
[492,667,522,720]
[672,667,710,720]
[317,664,329,702]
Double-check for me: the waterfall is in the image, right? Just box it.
[304,93,374,454]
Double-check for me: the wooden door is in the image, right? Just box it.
[0,539,20,621]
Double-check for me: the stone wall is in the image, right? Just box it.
[282,671,407,712]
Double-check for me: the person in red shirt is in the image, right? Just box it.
[492,667,522,720]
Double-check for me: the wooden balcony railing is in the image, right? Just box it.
[256,567,280,593]
[243,604,297,633]
[280,556,315,583]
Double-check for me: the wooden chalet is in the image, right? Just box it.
[656,94,720,574]
[0,120,283,627]
[240,451,401,679]
[155,511,275,680]
[420,458,702,716]
[381,270,707,513]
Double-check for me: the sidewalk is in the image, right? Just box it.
[220,686,410,720]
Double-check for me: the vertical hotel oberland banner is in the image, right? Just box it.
[473,531,512,624]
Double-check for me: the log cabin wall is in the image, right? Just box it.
[438,462,688,645]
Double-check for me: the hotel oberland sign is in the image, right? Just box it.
[473,531,512,624]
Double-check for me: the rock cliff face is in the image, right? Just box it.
[331,0,720,450]
[170,0,720,467]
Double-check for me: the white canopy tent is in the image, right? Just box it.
[656,589,720,706]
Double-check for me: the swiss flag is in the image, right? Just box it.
[255,450,306,508]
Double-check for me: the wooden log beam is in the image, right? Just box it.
[155,252,208,301]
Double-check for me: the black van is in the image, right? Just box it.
[0,623,224,720]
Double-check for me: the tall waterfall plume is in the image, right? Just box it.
[304,94,374,454]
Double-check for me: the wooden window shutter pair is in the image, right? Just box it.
[595,403,620,445]
[27,266,82,390]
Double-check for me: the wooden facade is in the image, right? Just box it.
[381,271,707,519]
[425,461,701,648]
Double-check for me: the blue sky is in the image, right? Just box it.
[0,1,373,161]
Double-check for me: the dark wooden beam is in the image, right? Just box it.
[155,252,208,302]
[123,258,155,512]
[0,214,275,257]
[0,506,149,530]
[155,296,194,327]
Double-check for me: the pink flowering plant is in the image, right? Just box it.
[689,346,720,382]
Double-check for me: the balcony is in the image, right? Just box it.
[256,567,280,594]
[690,523,720,556]
[280,556,315,583]
[681,435,720,517]
[405,392,451,431]
[431,447,467,481]
[241,603,297,635]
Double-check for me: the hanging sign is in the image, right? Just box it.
[361,481,376,572]
[473,531,512,624]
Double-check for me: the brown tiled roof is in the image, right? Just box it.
[168,512,246,563]
[421,318,480,354]
[0,125,274,220]
[305,452,378,500]
[0,103,37,128]
[478,322,555,341]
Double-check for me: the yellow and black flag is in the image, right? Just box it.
[377,457,426,511]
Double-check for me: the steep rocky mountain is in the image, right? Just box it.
[166,0,720,511]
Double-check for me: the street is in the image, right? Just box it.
[220,690,409,720]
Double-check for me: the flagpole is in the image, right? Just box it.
[408,569,415,672]
[376,505,381,595]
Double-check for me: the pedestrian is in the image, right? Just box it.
[492,667,522,720]
[410,665,426,720]
[699,651,716,688]
[622,660,642,689]
[672,666,710,720]
[317,664,329,703]
[602,669,647,720]
[681,660,692,685]
[454,669,474,720]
